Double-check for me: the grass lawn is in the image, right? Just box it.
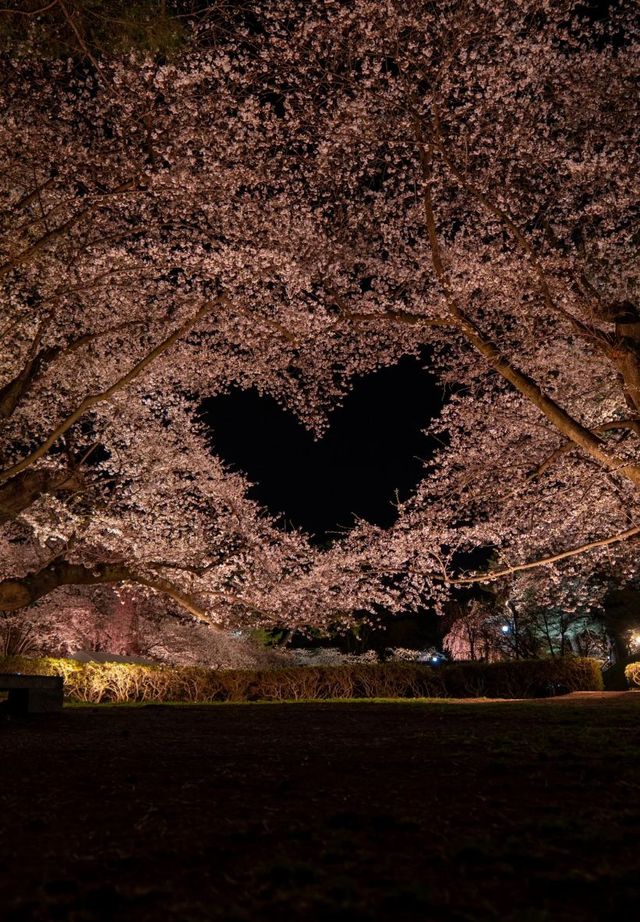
[1,693,639,920]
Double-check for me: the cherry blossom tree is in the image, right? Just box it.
[0,20,406,625]
[2,1,639,638]
[254,0,640,620]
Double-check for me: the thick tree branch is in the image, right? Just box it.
[0,558,211,622]
[0,319,143,420]
[329,287,449,328]
[431,112,640,418]
[429,111,611,354]
[0,556,272,624]
[0,321,47,418]
[341,307,449,328]
[528,419,640,481]
[413,121,640,489]
[0,467,83,522]
[0,178,140,279]
[13,175,56,212]
[146,560,272,619]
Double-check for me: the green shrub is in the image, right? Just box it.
[0,655,602,704]
[624,662,640,688]
[440,657,603,698]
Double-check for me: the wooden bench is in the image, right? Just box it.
[0,673,63,714]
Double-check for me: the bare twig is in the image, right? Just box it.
[0,0,59,15]
[57,0,108,83]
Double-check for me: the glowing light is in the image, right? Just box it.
[500,624,511,634]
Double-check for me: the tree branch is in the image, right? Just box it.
[445,522,640,586]
[0,466,83,523]
[412,118,640,489]
[0,319,144,420]
[429,109,611,354]
[0,555,274,625]
[329,287,449,328]
[0,558,211,622]
[0,178,139,279]
[146,560,272,620]
[57,0,108,84]
[13,175,56,212]
[528,419,640,480]
[0,298,225,483]
[433,110,640,416]
[0,1,59,15]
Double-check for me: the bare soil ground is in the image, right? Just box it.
[1,693,639,921]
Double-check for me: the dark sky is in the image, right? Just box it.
[201,355,443,541]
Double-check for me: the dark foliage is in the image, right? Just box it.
[0,654,603,703]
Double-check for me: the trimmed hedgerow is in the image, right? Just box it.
[442,657,603,698]
[624,662,640,688]
[0,655,603,704]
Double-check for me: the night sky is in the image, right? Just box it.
[201,354,443,542]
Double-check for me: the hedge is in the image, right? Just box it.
[0,655,603,704]
[624,662,640,688]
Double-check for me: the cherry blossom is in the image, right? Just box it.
[2,2,639,640]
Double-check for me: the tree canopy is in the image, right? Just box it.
[1,0,639,633]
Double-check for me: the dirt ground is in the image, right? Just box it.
[1,693,639,921]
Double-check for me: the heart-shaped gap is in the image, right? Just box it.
[201,356,442,542]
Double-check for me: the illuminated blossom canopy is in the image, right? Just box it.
[1,0,638,631]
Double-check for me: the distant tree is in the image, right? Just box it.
[443,601,504,663]
[443,594,610,663]
[1,584,286,666]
